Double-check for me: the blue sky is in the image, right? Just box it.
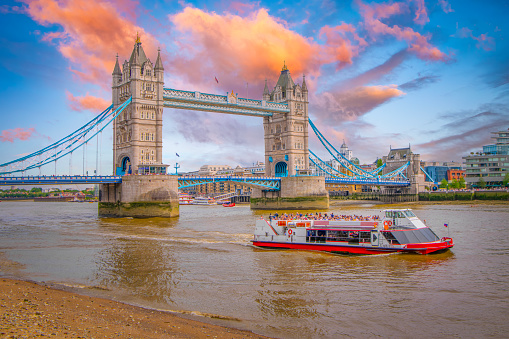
[1,0,508,175]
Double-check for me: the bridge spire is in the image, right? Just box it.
[155,48,164,70]
[112,53,122,76]
[302,74,308,92]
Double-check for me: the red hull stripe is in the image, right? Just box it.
[251,241,453,255]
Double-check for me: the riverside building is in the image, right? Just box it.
[462,128,509,187]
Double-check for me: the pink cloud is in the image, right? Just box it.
[66,92,110,112]
[413,0,429,26]
[455,27,495,51]
[358,0,448,61]
[229,1,259,15]
[438,0,454,13]
[319,85,405,123]
[21,0,161,88]
[0,128,37,143]
[319,23,368,69]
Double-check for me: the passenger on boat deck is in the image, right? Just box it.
[269,212,380,221]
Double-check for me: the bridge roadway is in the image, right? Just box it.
[0,175,410,188]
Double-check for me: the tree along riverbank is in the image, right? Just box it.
[329,190,509,202]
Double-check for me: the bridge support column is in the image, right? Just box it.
[251,176,329,210]
[98,175,179,218]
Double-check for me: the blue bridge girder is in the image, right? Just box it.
[178,176,282,190]
[163,88,289,117]
[325,177,410,186]
[0,175,122,185]
[1,175,410,188]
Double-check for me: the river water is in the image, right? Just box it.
[0,201,508,338]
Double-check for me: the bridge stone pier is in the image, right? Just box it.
[251,176,329,210]
[99,175,179,217]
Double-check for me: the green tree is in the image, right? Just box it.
[439,179,449,189]
[30,187,42,193]
[450,179,460,189]
[503,173,509,187]
[459,177,466,189]
[376,158,383,168]
[478,176,486,188]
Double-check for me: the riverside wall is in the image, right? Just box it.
[98,175,179,217]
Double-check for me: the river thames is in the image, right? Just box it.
[0,201,508,338]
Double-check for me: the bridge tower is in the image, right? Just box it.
[263,63,309,177]
[111,34,167,175]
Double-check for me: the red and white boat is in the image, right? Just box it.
[222,202,235,207]
[179,193,193,205]
[252,209,453,255]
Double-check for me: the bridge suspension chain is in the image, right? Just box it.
[0,97,132,176]
[308,118,410,181]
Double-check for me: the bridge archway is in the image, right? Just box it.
[121,157,131,175]
[275,161,288,177]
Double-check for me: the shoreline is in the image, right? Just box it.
[0,277,270,338]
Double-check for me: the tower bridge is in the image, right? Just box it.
[1,35,420,217]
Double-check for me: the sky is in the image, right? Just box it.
[1,0,509,175]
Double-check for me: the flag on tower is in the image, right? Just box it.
[444,223,448,227]
[215,77,219,83]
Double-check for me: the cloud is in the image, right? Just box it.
[454,26,495,51]
[21,0,161,88]
[171,109,262,146]
[358,0,448,61]
[338,49,408,89]
[66,92,110,112]
[319,23,368,69]
[399,75,440,91]
[438,0,454,13]
[170,7,326,94]
[413,0,429,26]
[0,128,37,143]
[317,85,405,123]
[415,104,509,161]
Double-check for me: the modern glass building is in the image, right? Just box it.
[463,128,509,187]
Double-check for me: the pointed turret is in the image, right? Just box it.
[263,79,270,101]
[302,74,308,92]
[129,33,148,67]
[113,54,122,76]
[155,48,164,70]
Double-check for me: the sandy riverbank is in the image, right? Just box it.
[0,278,270,338]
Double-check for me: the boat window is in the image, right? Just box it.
[385,211,393,218]
[394,211,405,218]
[403,210,416,217]
[381,231,400,245]
[420,228,439,242]
[390,229,439,244]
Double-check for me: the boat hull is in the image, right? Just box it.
[252,238,453,255]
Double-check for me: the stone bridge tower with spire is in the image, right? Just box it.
[263,63,309,177]
[111,34,167,175]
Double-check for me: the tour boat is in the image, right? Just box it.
[222,202,235,207]
[192,196,216,205]
[252,209,453,255]
[179,193,193,205]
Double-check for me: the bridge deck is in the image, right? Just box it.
[0,176,122,185]
[0,175,410,188]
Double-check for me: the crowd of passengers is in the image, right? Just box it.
[268,212,380,221]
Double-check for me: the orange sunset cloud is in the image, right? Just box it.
[22,0,160,87]
[66,92,110,112]
[170,7,326,86]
